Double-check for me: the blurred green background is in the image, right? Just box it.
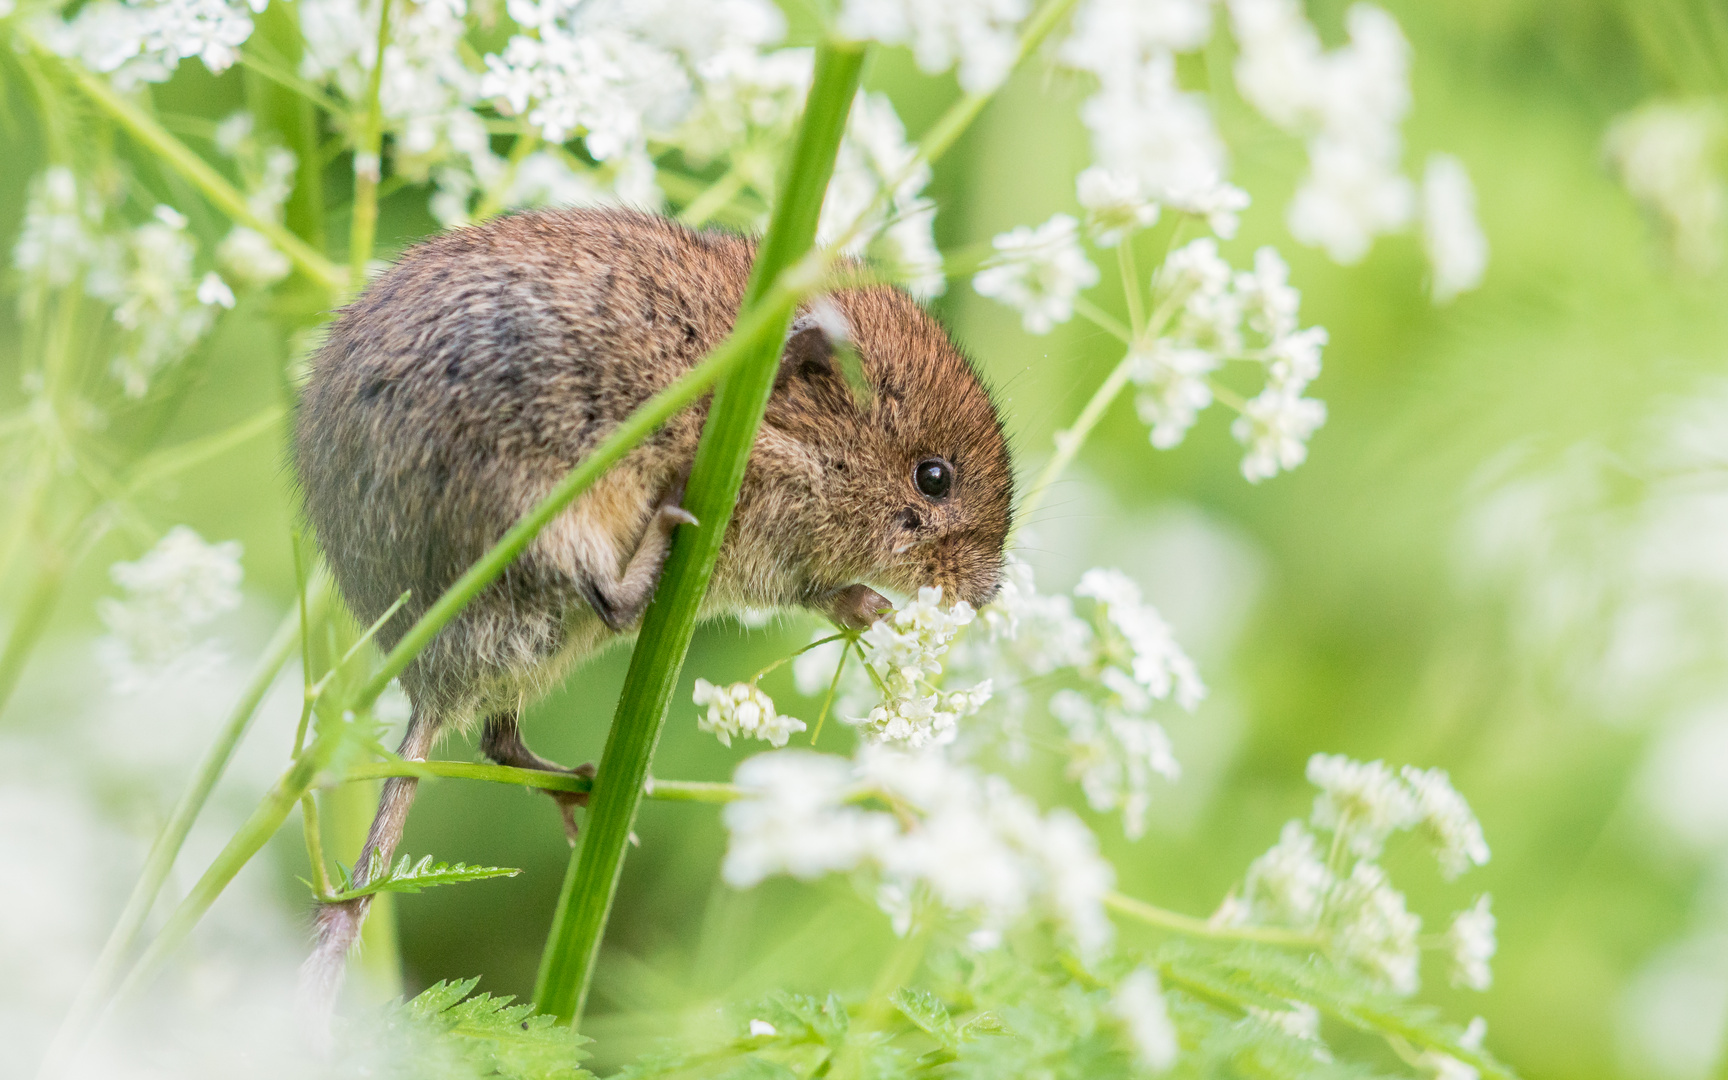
[6,1,1728,1077]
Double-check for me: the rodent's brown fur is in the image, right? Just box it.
[292,207,1012,1021]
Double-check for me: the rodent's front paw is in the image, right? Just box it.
[824,583,893,630]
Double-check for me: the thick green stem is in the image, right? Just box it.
[531,42,867,1027]
[35,579,327,1078]
[347,0,395,291]
[22,32,345,293]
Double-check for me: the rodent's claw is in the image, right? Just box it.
[825,583,893,630]
[661,505,699,528]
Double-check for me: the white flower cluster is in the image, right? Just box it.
[49,0,262,91]
[1134,240,1329,482]
[821,93,947,300]
[86,206,230,396]
[13,170,236,395]
[721,745,1116,960]
[1604,99,1726,273]
[212,113,295,288]
[97,525,244,690]
[849,587,989,748]
[972,214,1100,335]
[837,0,1029,94]
[1216,753,1494,995]
[1061,0,1247,234]
[941,559,1203,838]
[692,679,806,748]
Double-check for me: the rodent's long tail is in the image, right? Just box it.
[297,711,437,1050]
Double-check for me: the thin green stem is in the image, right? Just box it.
[751,631,849,682]
[36,580,328,1078]
[531,41,868,1028]
[301,793,334,898]
[0,554,67,719]
[238,48,348,118]
[1103,891,1321,948]
[809,639,852,745]
[347,0,395,292]
[23,33,345,293]
[1117,242,1146,339]
[1072,296,1134,344]
[121,406,285,496]
[1019,352,1139,526]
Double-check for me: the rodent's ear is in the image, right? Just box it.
[776,310,872,411]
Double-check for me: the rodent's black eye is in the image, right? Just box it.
[914,457,953,501]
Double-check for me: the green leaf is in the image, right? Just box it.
[891,987,959,1050]
[379,978,593,1080]
[327,853,521,901]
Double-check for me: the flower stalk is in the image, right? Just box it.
[530,39,868,1027]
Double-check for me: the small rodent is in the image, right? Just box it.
[292,207,1013,1010]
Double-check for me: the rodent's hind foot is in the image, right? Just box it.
[551,762,596,846]
[481,711,594,843]
[821,583,893,630]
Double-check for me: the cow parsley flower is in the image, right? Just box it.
[54,0,260,90]
[1112,966,1180,1072]
[1233,820,1333,928]
[1330,860,1421,994]
[1049,688,1178,838]
[1307,754,1419,859]
[97,526,244,688]
[12,167,106,297]
[1422,154,1488,302]
[1078,54,1233,218]
[1448,895,1496,991]
[1232,385,1327,483]
[693,680,806,748]
[1131,341,1218,449]
[1604,99,1725,272]
[1076,166,1161,247]
[858,586,976,692]
[973,213,1100,334]
[1076,568,1206,709]
[1401,765,1491,878]
[720,751,892,886]
[836,0,1030,94]
[1061,0,1216,79]
[86,206,226,397]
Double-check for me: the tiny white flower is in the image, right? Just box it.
[721,751,892,886]
[1238,820,1333,928]
[1448,895,1496,991]
[196,272,236,309]
[1422,153,1488,302]
[1306,754,1419,859]
[1330,861,1421,995]
[1112,967,1180,1072]
[1287,136,1415,264]
[693,680,806,748]
[1232,384,1327,483]
[973,213,1100,334]
[836,0,1030,94]
[97,526,243,688]
[1076,568,1205,709]
[1131,340,1218,450]
[1604,99,1725,272]
[217,227,292,288]
[1075,166,1159,247]
[1401,765,1490,878]
[748,1019,777,1037]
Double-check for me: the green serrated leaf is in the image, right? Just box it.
[386,977,593,1080]
[326,852,521,901]
[891,986,959,1050]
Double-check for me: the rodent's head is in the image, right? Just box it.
[763,288,1013,612]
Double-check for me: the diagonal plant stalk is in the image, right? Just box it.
[530,41,868,1027]
[347,0,396,290]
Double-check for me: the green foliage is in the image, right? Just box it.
[360,978,593,1080]
[327,854,522,901]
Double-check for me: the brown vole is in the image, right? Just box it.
[293,207,1013,1008]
